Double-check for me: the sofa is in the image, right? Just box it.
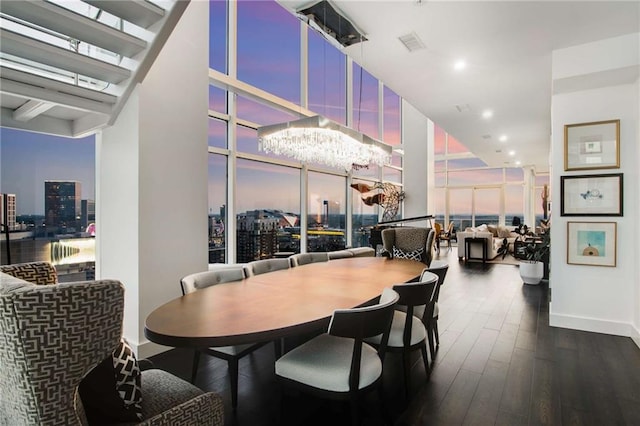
[456,224,519,261]
[0,261,224,426]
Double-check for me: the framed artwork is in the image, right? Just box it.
[560,173,623,216]
[567,221,617,267]
[564,119,620,171]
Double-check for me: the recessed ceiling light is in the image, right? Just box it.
[454,60,466,71]
[482,109,493,119]
[499,135,508,142]
[515,160,521,166]
[508,150,516,156]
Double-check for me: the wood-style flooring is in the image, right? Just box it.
[150,249,640,425]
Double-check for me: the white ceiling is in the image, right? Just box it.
[280,0,640,172]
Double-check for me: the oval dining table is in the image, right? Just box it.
[144,256,427,348]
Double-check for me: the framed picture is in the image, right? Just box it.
[560,173,623,216]
[567,221,617,267]
[564,119,620,171]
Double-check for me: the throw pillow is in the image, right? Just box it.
[497,225,512,238]
[79,338,143,424]
[392,246,424,261]
[487,225,498,237]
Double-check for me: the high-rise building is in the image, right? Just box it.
[80,199,95,230]
[0,193,16,231]
[45,181,81,232]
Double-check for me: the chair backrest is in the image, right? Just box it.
[347,247,375,257]
[0,280,124,425]
[0,261,58,285]
[446,221,455,235]
[180,266,246,295]
[381,227,434,265]
[245,258,290,277]
[327,250,355,260]
[392,276,438,348]
[327,288,398,392]
[288,252,329,267]
[434,222,442,235]
[422,261,449,303]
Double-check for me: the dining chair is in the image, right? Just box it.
[288,252,329,267]
[433,222,443,253]
[275,288,399,426]
[244,258,290,277]
[439,222,454,251]
[327,249,355,260]
[419,262,449,360]
[365,275,438,398]
[180,266,268,410]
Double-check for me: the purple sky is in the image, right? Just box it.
[0,127,95,215]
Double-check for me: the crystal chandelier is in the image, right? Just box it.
[257,115,392,170]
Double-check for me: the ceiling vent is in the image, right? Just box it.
[482,134,492,140]
[398,32,426,52]
[455,104,472,113]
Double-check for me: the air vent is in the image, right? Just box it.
[455,104,471,113]
[398,32,426,52]
[482,134,492,140]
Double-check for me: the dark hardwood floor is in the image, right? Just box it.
[150,249,640,425]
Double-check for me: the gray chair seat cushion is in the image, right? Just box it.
[366,311,426,347]
[139,369,204,420]
[275,334,382,392]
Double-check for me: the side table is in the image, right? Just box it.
[465,237,487,263]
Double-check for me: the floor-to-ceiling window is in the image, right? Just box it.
[0,128,96,280]
[207,0,403,262]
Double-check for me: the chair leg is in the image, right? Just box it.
[229,358,239,410]
[420,344,431,379]
[427,324,437,361]
[190,350,200,383]
[434,319,440,346]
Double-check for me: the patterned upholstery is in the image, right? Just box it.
[0,263,224,426]
[0,279,124,425]
[0,261,57,285]
[381,227,435,265]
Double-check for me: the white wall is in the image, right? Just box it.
[97,2,209,358]
[402,99,430,225]
[550,34,640,344]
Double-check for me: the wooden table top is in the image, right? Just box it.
[144,256,426,348]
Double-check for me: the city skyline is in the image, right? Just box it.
[0,127,95,215]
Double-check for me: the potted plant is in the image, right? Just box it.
[519,230,550,285]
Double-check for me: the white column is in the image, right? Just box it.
[96,2,209,358]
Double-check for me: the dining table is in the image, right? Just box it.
[144,256,427,348]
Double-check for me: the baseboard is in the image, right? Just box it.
[550,312,638,339]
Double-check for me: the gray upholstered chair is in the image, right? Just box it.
[288,252,329,267]
[365,275,438,398]
[420,261,449,359]
[0,263,224,426]
[275,288,399,426]
[244,258,290,276]
[347,247,376,257]
[180,266,267,410]
[381,227,435,266]
[327,249,355,260]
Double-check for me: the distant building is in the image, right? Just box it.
[81,199,95,229]
[236,210,281,262]
[45,181,81,232]
[0,193,16,231]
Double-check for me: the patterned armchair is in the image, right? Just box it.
[381,227,435,266]
[0,262,224,426]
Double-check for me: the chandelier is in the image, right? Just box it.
[257,115,392,171]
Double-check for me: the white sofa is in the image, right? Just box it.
[457,225,519,261]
